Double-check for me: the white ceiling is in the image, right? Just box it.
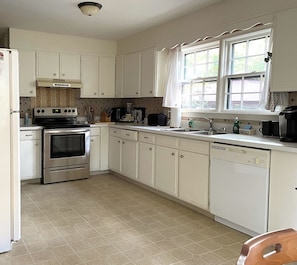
[0,0,224,40]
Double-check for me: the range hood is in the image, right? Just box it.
[36,78,83,88]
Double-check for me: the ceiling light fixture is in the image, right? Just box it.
[78,2,102,16]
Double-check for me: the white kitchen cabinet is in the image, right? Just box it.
[90,127,101,172]
[80,55,99,98]
[20,130,41,180]
[155,135,179,196]
[98,56,115,98]
[19,49,36,97]
[138,132,155,187]
[108,128,122,173]
[100,127,109,170]
[271,8,297,92]
[121,130,138,180]
[36,51,80,80]
[123,52,141,97]
[115,55,124,98]
[179,139,209,210]
[269,150,297,231]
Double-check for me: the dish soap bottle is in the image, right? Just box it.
[233,117,240,134]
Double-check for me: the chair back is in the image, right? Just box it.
[237,228,297,265]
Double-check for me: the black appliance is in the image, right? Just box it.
[148,113,167,126]
[279,106,297,142]
[111,107,126,122]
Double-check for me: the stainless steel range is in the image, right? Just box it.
[33,107,90,184]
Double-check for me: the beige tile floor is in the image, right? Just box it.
[0,174,250,265]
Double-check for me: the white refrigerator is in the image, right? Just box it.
[0,49,21,253]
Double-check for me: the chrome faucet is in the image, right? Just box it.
[194,116,214,131]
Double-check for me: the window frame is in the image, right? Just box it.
[181,26,272,115]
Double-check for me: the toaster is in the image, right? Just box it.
[148,113,167,126]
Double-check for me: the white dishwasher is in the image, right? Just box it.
[210,143,270,236]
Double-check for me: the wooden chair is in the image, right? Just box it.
[237,228,297,265]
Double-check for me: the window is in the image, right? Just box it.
[225,31,270,111]
[181,42,219,110]
[181,28,271,112]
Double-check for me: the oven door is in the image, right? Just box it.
[43,128,90,168]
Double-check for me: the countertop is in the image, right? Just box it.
[109,124,297,154]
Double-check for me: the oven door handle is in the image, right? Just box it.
[44,128,90,134]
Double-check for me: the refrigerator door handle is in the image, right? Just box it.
[10,110,20,115]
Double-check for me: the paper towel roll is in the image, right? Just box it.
[170,107,181,128]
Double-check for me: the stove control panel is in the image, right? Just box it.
[34,107,78,117]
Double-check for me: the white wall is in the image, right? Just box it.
[117,0,297,54]
[9,28,116,56]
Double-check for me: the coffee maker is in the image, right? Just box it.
[279,106,297,142]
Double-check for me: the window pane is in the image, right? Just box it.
[248,38,265,55]
[233,42,246,58]
[247,55,265,72]
[208,62,219,76]
[192,82,203,93]
[232,58,245,74]
[196,50,207,63]
[209,48,219,62]
[182,83,191,95]
[196,64,207,77]
[229,78,242,93]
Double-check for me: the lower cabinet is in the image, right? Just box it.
[155,135,179,196]
[90,126,109,172]
[90,127,101,172]
[138,132,155,187]
[20,130,41,180]
[108,129,122,173]
[178,139,209,210]
[269,150,297,231]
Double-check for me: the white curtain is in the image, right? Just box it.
[264,29,288,111]
[162,46,182,108]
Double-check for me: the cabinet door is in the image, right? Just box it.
[122,140,138,179]
[20,139,41,180]
[19,50,36,97]
[108,136,121,173]
[179,150,209,210]
[80,55,99,98]
[155,145,178,196]
[36,51,59,78]
[139,142,154,187]
[269,150,297,230]
[141,47,155,97]
[115,55,123,98]
[123,52,141,97]
[90,135,100,172]
[100,127,109,170]
[99,56,115,98]
[271,8,297,92]
[60,53,81,80]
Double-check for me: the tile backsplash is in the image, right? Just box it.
[20,87,165,119]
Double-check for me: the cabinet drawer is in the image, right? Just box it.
[90,127,101,136]
[180,139,209,155]
[139,132,155,144]
[156,135,178,148]
[121,129,138,141]
[109,128,121,137]
[20,130,41,140]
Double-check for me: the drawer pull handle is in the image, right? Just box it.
[126,134,130,136]
[25,134,33,137]
[144,136,149,139]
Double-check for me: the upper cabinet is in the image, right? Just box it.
[36,51,80,80]
[98,56,115,98]
[19,49,36,97]
[80,54,99,98]
[118,47,168,98]
[271,8,297,92]
[80,55,116,98]
[123,52,141,97]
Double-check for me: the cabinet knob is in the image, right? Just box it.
[180,155,184,158]
[171,152,175,156]
[149,147,152,151]
[94,92,97,95]
[150,91,152,94]
[53,73,57,76]
[117,140,120,143]
[122,141,125,144]
[136,92,139,95]
[30,90,33,94]
[62,73,65,76]
[101,92,104,95]
[91,139,94,142]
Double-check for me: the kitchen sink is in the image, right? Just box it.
[189,130,228,135]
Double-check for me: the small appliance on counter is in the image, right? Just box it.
[148,113,168,126]
[111,105,146,123]
[279,105,297,142]
[85,106,94,124]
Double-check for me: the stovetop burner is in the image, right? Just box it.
[33,107,90,128]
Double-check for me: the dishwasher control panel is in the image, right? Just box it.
[210,143,270,168]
